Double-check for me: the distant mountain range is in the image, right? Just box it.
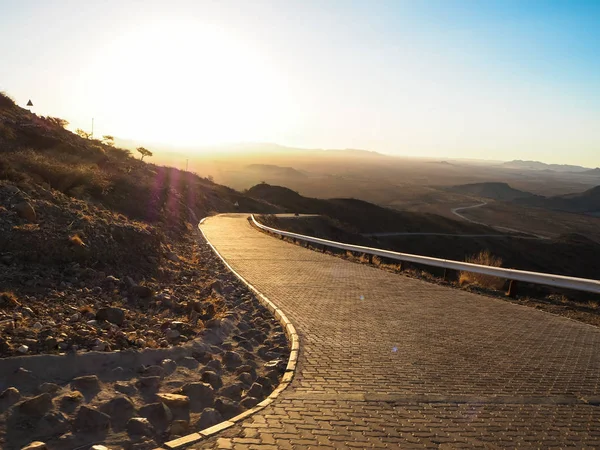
[503,160,594,173]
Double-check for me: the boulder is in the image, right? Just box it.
[213,398,242,418]
[132,285,153,298]
[15,201,36,222]
[73,405,110,432]
[237,372,253,387]
[179,356,199,369]
[136,376,160,391]
[201,371,223,390]
[96,307,125,326]
[100,396,135,426]
[127,417,155,436]
[58,390,83,412]
[157,393,189,410]
[240,396,259,409]
[180,382,214,411]
[219,383,243,401]
[142,365,165,378]
[161,359,177,374]
[16,393,52,416]
[205,359,222,373]
[71,375,100,392]
[114,382,137,396]
[139,402,172,431]
[222,351,242,369]
[169,420,189,437]
[36,411,69,437]
[0,387,21,408]
[246,382,263,399]
[194,408,223,430]
[37,383,61,396]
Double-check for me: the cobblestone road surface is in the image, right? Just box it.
[196,214,600,449]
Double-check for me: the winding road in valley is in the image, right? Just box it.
[193,214,600,449]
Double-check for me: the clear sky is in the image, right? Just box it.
[1,0,599,165]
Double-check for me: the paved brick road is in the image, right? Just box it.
[196,214,600,449]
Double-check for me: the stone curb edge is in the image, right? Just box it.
[154,215,300,450]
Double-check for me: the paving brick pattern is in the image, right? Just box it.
[196,214,600,449]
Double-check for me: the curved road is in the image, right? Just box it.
[196,214,600,449]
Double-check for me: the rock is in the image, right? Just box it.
[38,383,61,395]
[20,442,46,450]
[240,396,259,409]
[179,356,199,369]
[181,382,214,411]
[58,391,84,411]
[21,306,34,316]
[265,369,281,385]
[43,336,58,350]
[132,285,153,298]
[264,359,285,371]
[16,393,52,416]
[0,387,21,408]
[157,393,189,410]
[164,328,180,340]
[205,359,222,373]
[127,417,155,436]
[69,312,81,322]
[36,411,69,436]
[114,382,137,396]
[142,365,165,378]
[91,446,109,450]
[136,376,161,391]
[214,398,242,418]
[195,407,223,430]
[96,307,125,326]
[255,376,273,392]
[105,275,119,283]
[170,419,189,437]
[100,396,135,426]
[222,351,243,369]
[246,382,263,399]
[17,344,29,354]
[139,402,172,431]
[74,405,110,432]
[161,359,177,374]
[71,375,100,392]
[237,372,253,387]
[32,322,42,330]
[219,383,243,401]
[15,201,36,222]
[201,371,223,390]
[167,252,180,262]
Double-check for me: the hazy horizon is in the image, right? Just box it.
[1,0,599,166]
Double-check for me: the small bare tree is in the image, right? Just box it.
[136,146,153,161]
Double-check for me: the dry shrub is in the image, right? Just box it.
[0,292,20,307]
[0,91,16,109]
[459,250,505,290]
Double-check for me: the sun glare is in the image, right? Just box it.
[82,20,288,147]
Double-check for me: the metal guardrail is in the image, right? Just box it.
[250,214,600,296]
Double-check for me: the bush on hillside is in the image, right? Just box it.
[0,91,16,109]
[459,249,505,290]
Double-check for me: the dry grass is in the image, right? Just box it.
[0,291,19,307]
[459,250,505,290]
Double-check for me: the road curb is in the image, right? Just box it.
[156,216,300,449]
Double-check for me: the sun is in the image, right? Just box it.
[81,19,288,147]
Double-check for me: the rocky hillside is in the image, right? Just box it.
[247,183,496,234]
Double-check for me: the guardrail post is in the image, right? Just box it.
[443,268,453,282]
[322,245,327,253]
[367,254,373,264]
[506,280,518,298]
